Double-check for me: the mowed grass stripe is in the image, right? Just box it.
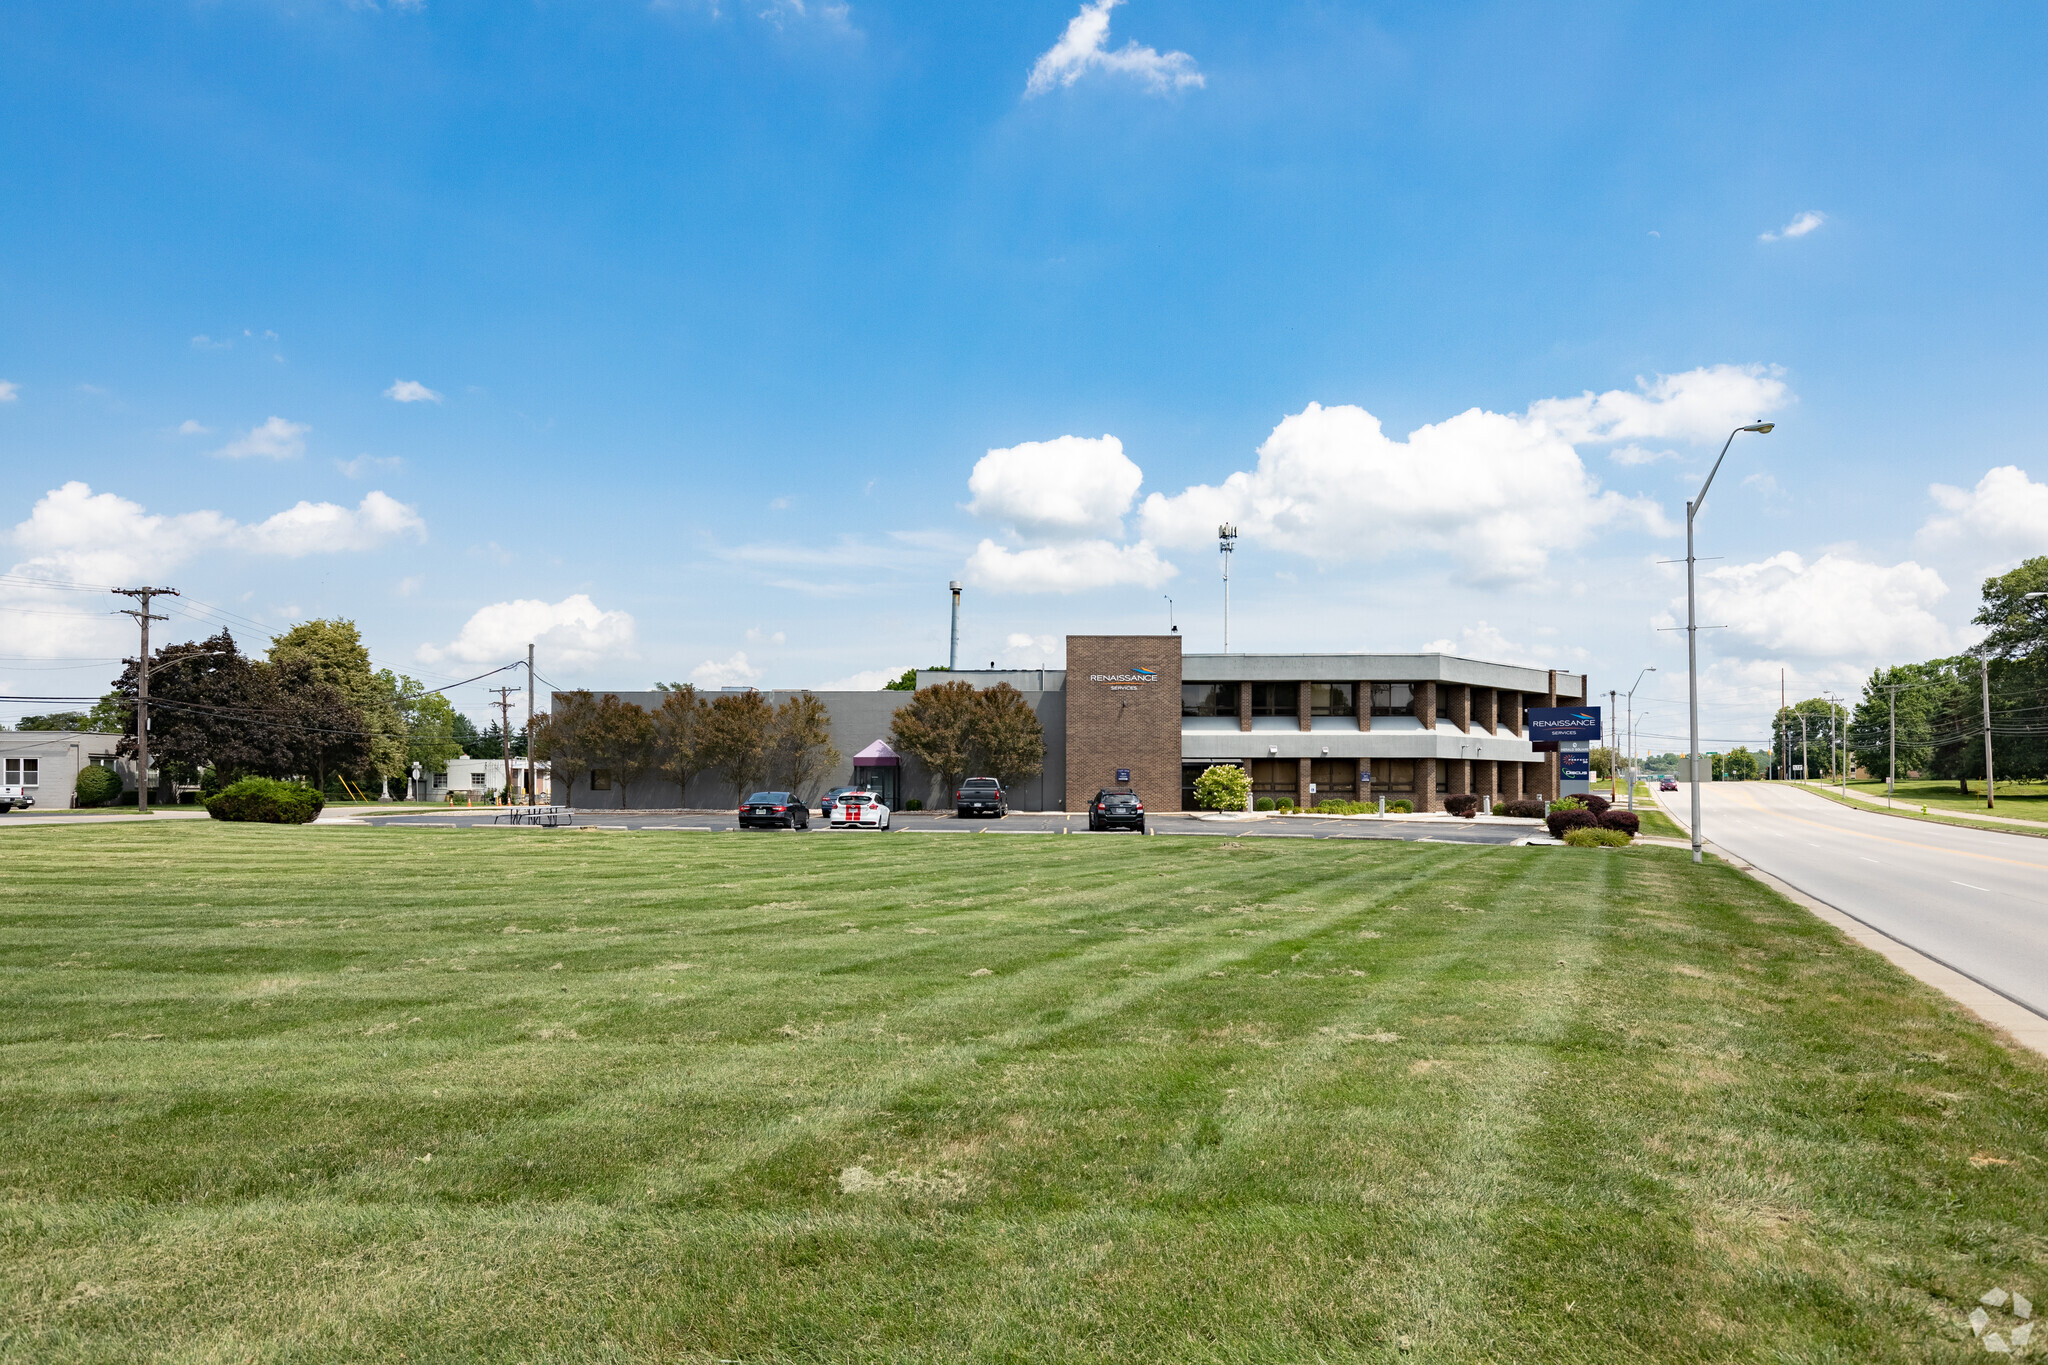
[4,824,2046,1363]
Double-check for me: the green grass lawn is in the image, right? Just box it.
[4,826,2044,1362]
[1840,777,2048,823]
[1619,783,1688,840]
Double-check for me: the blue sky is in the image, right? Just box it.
[5,0,2047,750]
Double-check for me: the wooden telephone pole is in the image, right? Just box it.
[114,586,178,812]
[489,686,518,805]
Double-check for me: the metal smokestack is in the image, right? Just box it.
[948,581,962,671]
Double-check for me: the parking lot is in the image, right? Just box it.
[349,807,1539,844]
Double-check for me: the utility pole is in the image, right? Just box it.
[1982,656,1996,809]
[1609,688,1619,801]
[489,686,517,805]
[1218,524,1238,652]
[527,642,536,805]
[1799,713,1808,785]
[1887,684,1897,807]
[113,586,178,812]
[1780,669,1786,782]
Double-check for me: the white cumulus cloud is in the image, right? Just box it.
[1917,466,2048,570]
[818,667,904,691]
[967,434,1144,539]
[691,650,762,688]
[965,538,1176,593]
[1760,211,1826,242]
[420,594,639,668]
[1418,622,1581,670]
[1685,551,1953,663]
[239,491,426,557]
[1525,364,1789,445]
[1026,0,1203,97]
[215,415,309,460]
[384,379,443,404]
[1138,401,1670,583]
[0,381,17,403]
[177,419,210,435]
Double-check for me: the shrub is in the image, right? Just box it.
[1194,764,1251,812]
[1255,797,1277,812]
[1443,793,1481,818]
[904,798,922,811]
[1578,792,1612,816]
[1563,826,1632,848]
[1496,798,1546,819]
[73,765,122,808]
[1546,807,1598,839]
[1385,799,1413,814]
[1598,809,1640,837]
[204,777,325,825]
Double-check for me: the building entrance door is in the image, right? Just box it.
[1249,758,1298,806]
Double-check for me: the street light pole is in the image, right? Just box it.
[1625,667,1655,812]
[1686,422,1773,865]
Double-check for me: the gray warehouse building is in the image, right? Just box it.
[559,634,1587,813]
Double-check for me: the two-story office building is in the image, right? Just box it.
[558,633,1587,812]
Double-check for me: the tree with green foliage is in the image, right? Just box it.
[1972,555,2048,661]
[532,691,602,806]
[972,683,1045,789]
[768,693,840,799]
[397,684,463,774]
[698,690,775,802]
[588,694,654,809]
[269,620,406,785]
[651,687,706,806]
[1770,698,1851,780]
[1193,764,1250,811]
[884,666,946,692]
[889,680,981,801]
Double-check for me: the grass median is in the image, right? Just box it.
[4,824,2044,1362]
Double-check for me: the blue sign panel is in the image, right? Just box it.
[1115,768,1131,784]
[1528,706,1602,742]
[1561,752,1591,781]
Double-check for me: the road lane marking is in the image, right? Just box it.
[1861,857,1880,863]
[1721,788,2048,874]
[1954,881,1990,892]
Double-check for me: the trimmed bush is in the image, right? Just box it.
[1385,799,1413,814]
[1598,809,1640,837]
[1563,825,1632,848]
[204,777,325,825]
[904,798,922,811]
[1443,793,1481,818]
[1194,765,1252,812]
[1578,793,1612,816]
[1496,798,1546,819]
[1255,797,1276,812]
[1546,808,1598,839]
[74,765,122,808]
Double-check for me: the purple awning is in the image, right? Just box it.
[852,739,899,767]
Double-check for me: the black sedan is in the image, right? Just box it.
[739,791,810,829]
[818,786,858,819]
[1087,787,1146,833]
[955,777,1008,818]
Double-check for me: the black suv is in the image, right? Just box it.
[1087,787,1146,833]
[955,777,1008,819]
[739,791,810,829]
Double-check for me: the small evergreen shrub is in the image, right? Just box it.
[1563,826,1631,848]
[1443,793,1481,818]
[1546,807,1598,839]
[205,777,325,824]
[1496,798,1547,819]
[73,765,122,808]
[904,798,922,811]
[1385,799,1413,814]
[1598,810,1640,837]
[1255,797,1277,812]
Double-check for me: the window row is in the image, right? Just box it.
[3,758,39,786]
[1182,682,1526,720]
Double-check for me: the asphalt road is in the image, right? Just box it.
[1666,782,2048,1020]
[349,808,1534,845]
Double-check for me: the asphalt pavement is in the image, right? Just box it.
[347,807,1535,844]
[1662,782,2048,1021]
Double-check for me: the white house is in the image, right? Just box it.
[429,755,549,802]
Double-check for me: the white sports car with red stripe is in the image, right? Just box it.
[829,790,891,830]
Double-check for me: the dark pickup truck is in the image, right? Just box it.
[955,777,1008,819]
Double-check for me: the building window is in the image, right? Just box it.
[590,768,612,791]
[1248,758,1298,801]
[1181,683,1238,717]
[1375,758,1415,792]
[1310,682,1354,717]
[4,758,38,786]
[432,773,448,789]
[1436,687,1452,721]
[1309,759,1356,800]
[1369,683,1415,717]
[470,771,488,788]
[1249,683,1294,716]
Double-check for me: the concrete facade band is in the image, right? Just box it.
[557,637,1585,813]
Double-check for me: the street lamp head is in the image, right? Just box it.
[1742,422,1774,433]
